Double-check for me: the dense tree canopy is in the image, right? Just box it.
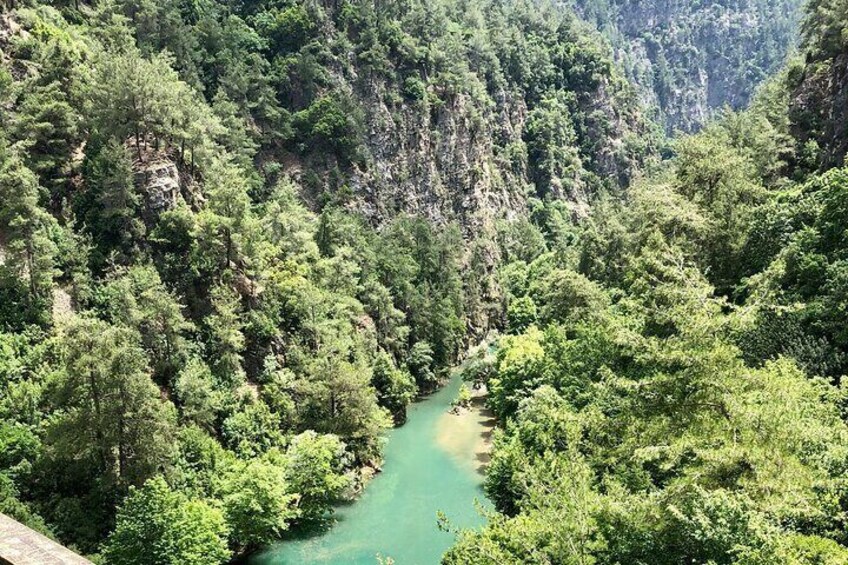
[0,0,845,563]
[0,0,482,559]
[447,4,848,557]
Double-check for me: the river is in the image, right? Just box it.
[247,375,494,565]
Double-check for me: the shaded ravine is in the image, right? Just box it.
[248,375,494,565]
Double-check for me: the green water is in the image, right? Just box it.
[248,376,491,565]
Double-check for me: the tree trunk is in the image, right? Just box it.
[225,228,232,269]
[25,239,37,300]
[86,360,109,473]
[117,379,127,481]
[135,129,142,161]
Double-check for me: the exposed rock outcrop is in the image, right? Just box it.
[572,0,802,133]
[789,53,848,169]
[135,159,182,215]
[289,66,650,235]
[264,5,654,235]
[349,85,528,233]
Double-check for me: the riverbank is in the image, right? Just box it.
[435,385,495,476]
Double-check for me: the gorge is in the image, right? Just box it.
[3,0,848,564]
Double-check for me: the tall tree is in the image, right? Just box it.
[193,160,256,277]
[48,316,175,487]
[82,139,145,266]
[222,459,298,552]
[99,265,194,384]
[0,141,58,324]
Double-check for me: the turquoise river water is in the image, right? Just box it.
[247,375,493,565]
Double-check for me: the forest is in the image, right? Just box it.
[2,0,848,563]
[446,3,848,561]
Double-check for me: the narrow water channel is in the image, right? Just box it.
[248,375,494,564]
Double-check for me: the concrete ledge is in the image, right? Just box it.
[0,513,92,565]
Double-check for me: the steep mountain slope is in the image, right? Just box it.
[789,0,848,170]
[108,0,656,228]
[571,0,803,133]
[0,0,656,561]
[444,1,848,563]
[299,1,653,228]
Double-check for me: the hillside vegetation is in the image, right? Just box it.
[446,0,848,562]
[3,0,848,564]
[0,0,653,561]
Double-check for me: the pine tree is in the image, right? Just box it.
[0,141,58,324]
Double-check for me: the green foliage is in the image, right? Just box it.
[451,72,848,560]
[530,268,608,325]
[283,431,351,521]
[376,218,466,373]
[205,282,247,385]
[292,94,363,164]
[455,341,497,387]
[221,401,282,458]
[456,235,848,562]
[371,353,417,422]
[0,141,58,326]
[255,5,317,55]
[97,265,193,384]
[402,76,427,101]
[0,474,52,536]
[222,459,298,551]
[292,355,391,463]
[773,534,848,564]
[193,160,256,278]
[1,0,846,562]
[673,125,767,292]
[802,0,848,60]
[506,296,537,334]
[408,341,437,390]
[488,327,546,419]
[174,358,222,431]
[451,383,472,410]
[525,92,583,199]
[79,140,144,267]
[87,46,220,165]
[739,166,848,378]
[104,476,230,565]
[47,316,176,488]
[11,81,81,196]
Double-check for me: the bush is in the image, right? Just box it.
[292,95,363,164]
[402,76,427,101]
[452,383,472,410]
[104,477,230,565]
[506,296,537,334]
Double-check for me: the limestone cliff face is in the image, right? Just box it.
[346,83,528,233]
[572,0,802,133]
[135,160,183,216]
[789,53,848,170]
[289,65,651,235]
[268,3,655,235]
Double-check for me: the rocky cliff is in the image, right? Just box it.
[788,16,848,170]
[571,0,803,133]
[1,1,657,243]
[260,1,656,232]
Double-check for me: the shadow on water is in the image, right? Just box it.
[472,401,496,474]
